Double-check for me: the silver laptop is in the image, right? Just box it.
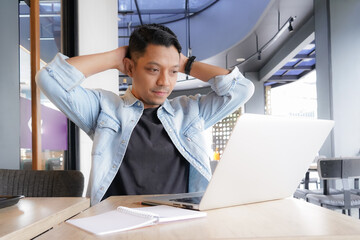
[142,114,334,211]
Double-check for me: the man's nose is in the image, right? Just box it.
[157,72,170,86]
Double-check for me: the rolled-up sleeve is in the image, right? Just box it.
[208,67,254,98]
[199,67,255,128]
[36,53,100,136]
[38,53,85,91]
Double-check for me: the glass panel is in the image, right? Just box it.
[297,58,316,67]
[298,43,315,55]
[285,69,305,76]
[132,0,216,10]
[273,69,286,76]
[19,0,66,170]
[117,0,217,29]
[135,0,185,10]
[270,70,317,119]
[284,58,301,67]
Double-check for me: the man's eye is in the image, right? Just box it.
[148,68,159,72]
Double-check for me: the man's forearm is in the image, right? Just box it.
[190,61,230,82]
[179,54,230,82]
[66,48,125,78]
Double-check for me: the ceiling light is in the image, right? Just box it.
[236,58,245,62]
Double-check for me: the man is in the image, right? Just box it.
[36,24,254,205]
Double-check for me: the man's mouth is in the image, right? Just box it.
[152,88,169,97]
[153,90,168,97]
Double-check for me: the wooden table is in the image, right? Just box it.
[0,197,90,240]
[35,195,360,239]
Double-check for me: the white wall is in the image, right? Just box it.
[0,0,20,169]
[329,0,360,156]
[314,0,333,157]
[77,0,118,194]
[315,0,360,157]
[244,72,265,114]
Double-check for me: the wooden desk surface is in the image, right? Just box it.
[0,197,90,240]
[36,195,360,240]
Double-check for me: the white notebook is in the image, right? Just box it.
[66,205,206,235]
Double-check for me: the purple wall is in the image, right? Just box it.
[20,97,68,150]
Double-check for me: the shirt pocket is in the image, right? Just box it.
[92,112,121,156]
[182,117,208,157]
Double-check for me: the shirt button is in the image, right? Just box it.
[100,187,104,191]
[187,137,191,142]
[113,164,117,169]
[137,102,141,106]
[121,140,125,144]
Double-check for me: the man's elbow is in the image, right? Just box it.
[35,67,50,93]
[245,80,255,102]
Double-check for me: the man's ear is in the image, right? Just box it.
[123,58,134,77]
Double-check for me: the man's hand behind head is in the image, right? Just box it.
[116,46,128,75]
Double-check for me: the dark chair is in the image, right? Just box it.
[293,188,342,200]
[294,176,319,200]
[299,176,319,189]
[351,179,360,195]
[0,169,84,197]
[306,157,360,217]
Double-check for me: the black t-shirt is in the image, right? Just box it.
[102,107,189,200]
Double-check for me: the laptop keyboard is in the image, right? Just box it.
[169,196,203,204]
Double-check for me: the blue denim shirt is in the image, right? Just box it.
[36,53,254,205]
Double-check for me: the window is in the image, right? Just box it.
[19,1,67,170]
[269,70,317,119]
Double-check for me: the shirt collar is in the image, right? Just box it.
[161,99,175,116]
[123,88,141,107]
[122,88,175,116]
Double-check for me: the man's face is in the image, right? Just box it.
[129,44,180,109]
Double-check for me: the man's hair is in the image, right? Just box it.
[126,23,182,60]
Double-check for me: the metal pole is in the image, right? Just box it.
[30,0,42,169]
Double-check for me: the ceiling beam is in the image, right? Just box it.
[281,65,313,70]
[267,75,299,81]
[117,0,219,28]
[119,9,194,15]
[118,0,218,15]
[134,0,143,25]
[268,67,314,80]
[293,53,316,59]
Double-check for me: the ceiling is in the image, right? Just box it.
[20,0,315,91]
[117,0,219,28]
[115,0,315,90]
